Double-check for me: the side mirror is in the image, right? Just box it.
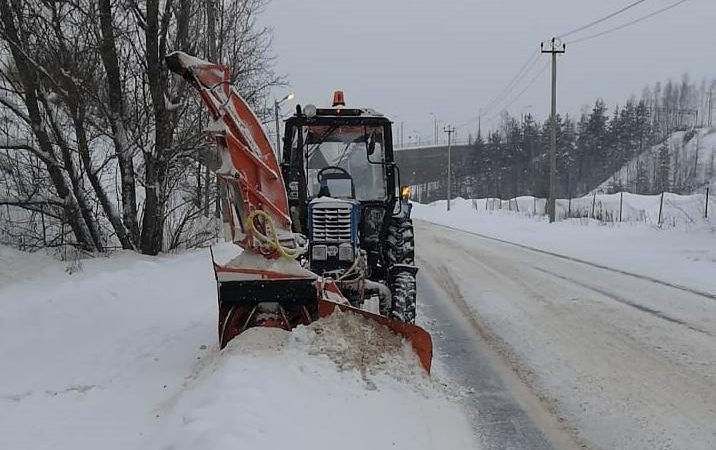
[367,133,376,156]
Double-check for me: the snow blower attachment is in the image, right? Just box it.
[166,52,431,372]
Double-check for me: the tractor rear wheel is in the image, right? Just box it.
[386,217,417,324]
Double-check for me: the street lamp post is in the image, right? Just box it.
[430,112,438,145]
[443,125,456,211]
[274,93,294,161]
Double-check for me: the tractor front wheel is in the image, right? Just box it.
[386,216,417,324]
[389,270,417,324]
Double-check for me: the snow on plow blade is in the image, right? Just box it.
[317,300,433,373]
[214,263,432,373]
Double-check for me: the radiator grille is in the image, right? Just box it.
[311,204,353,242]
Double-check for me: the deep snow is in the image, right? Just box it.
[0,243,476,450]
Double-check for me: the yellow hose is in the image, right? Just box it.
[337,251,362,282]
[245,210,303,259]
[246,210,362,281]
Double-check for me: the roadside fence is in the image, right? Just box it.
[468,188,714,229]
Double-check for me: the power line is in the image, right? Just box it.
[457,51,543,130]
[488,61,549,122]
[557,0,649,39]
[566,0,689,45]
[481,50,540,115]
[456,0,687,135]
[482,50,540,114]
[460,1,646,130]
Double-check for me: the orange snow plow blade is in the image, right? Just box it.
[214,263,433,373]
[317,300,433,373]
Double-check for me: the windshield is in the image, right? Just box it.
[304,125,386,200]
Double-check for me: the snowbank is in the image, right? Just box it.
[0,245,218,450]
[0,244,475,449]
[413,198,716,295]
[0,245,65,286]
[149,311,474,450]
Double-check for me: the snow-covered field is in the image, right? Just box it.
[0,244,475,450]
[414,197,716,295]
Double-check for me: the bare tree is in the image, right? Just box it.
[0,0,283,254]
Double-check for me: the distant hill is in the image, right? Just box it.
[597,128,716,194]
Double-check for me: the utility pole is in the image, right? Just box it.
[274,99,281,157]
[430,113,438,145]
[444,125,456,211]
[541,37,565,223]
[434,117,438,145]
[274,93,294,160]
[709,88,713,127]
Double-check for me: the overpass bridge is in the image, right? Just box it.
[393,143,475,186]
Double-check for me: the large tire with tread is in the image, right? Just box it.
[390,270,416,324]
[386,217,415,265]
[385,217,417,324]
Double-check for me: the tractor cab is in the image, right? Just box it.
[280,92,399,236]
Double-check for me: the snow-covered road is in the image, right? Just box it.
[418,271,577,450]
[416,220,716,450]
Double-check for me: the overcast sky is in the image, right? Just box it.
[261,0,715,144]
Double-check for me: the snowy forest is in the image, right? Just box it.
[449,76,716,201]
[0,0,280,254]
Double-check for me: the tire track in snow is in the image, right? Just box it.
[417,256,587,450]
[416,220,716,450]
[422,221,716,301]
[531,266,711,336]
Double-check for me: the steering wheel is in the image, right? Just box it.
[316,166,355,198]
[317,166,352,183]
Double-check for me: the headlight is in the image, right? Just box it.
[401,185,411,200]
[312,245,327,260]
[304,104,317,117]
[338,244,354,261]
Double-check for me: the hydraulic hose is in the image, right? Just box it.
[246,210,305,259]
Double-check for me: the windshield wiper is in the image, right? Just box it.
[335,137,361,167]
[305,125,338,160]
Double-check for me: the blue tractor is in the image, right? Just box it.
[280,92,417,323]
